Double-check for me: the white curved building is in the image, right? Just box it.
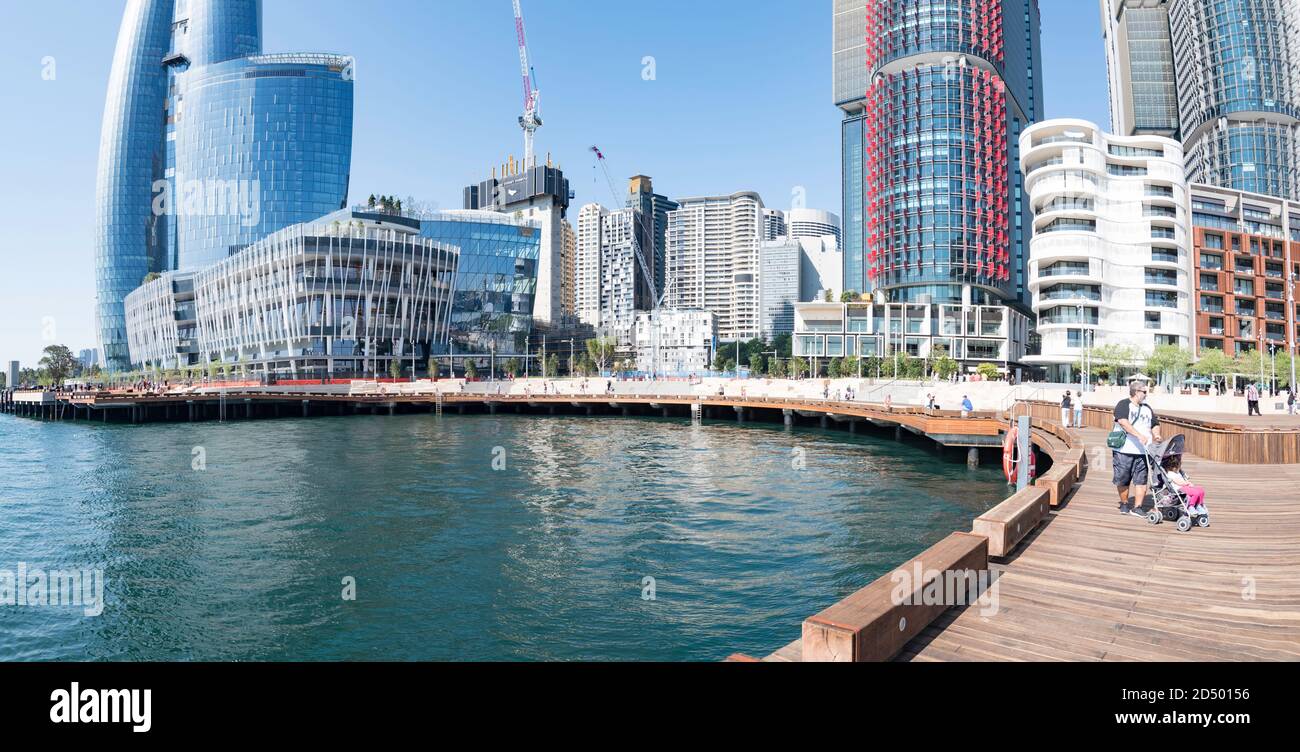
[1021,119,1192,381]
[786,208,842,246]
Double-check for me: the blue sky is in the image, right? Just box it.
[0,0,1109,368]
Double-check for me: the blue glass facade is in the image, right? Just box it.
[172,56,354,270]
[94,0,175,371]
[857,0,1043,308]
[841,113,865,296]
[1170,0,1300,199]
[418,212,541,356]
[173,0,262,67]
[95,0,354,370]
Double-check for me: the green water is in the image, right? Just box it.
[0,412,1009,661]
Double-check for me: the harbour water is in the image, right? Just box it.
[0,412,1010,661]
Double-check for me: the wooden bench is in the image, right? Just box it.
[801,532,988,662]
[1035,460,1078,507]
[971,486,1051,557]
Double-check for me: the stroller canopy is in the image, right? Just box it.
[1146,434,1186,458]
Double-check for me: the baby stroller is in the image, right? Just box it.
[1142,434,1210,532]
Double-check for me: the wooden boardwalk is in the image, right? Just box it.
[898,427,1300,662]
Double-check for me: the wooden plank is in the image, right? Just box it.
[801,532,989,662]
[972,486,1051,557]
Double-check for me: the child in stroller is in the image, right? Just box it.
[1142,434,1210,532]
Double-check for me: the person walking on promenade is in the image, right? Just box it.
[1061,390,1073,428]
[1112,381,1162,517]
[1246,382,1261,416]
[1289,388,1296,416]
[884,394,893,412]
[1074,393,1084,428]
[961,395,973,418]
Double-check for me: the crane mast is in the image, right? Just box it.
[590,146,663,309]
[512,0,541,168]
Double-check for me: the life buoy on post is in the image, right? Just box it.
[1002,424,1037,484]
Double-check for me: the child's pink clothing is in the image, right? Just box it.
[1182,484,1205,509]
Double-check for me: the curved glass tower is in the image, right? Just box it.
[95,0,354,369]
[172,55,354,270]
[858,0,1043,307]
[94,0,175,371]
[1169,0,1300,199]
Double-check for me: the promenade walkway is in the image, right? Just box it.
[898,427,1300,661]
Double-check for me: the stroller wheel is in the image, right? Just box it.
[1197,515,1210,528]
[1176,516,1193,532]
[1162,507,1179,521]
[1146,510,1162,525]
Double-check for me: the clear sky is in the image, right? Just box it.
[0,0,1110,368]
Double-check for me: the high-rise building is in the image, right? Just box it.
[560,218,576,319]
[463,158,572,325]
[573,203,651,345]
[759,239,801,339]
[1168,0,1300,201]
[762,208,787,241]
[634,309,716,375]
[94,0,354,371]
[1100,0,1180,138]
[786,208,842,247]
[626,175,677,300]
[837,1,1043,313]
[665,192,765,342]
[1021,119,1192,381]
[1188,183,1300,359]
[7,362,18,390]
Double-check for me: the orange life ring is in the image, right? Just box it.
[1002,425,1037,484]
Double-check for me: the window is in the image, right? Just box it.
[1199,273,1219,291]
[1200,294,1223,313]
[1209,317,1224,335]
[1200,252,1223,270]
[1145,311,1161,329]
[1146,290,1177,308]
[1203,233,1224,249]
[1151,227,1176,239]
[1154,335,1180,346]
[1235,278,1255,296]
[1236,299,1256,316]
[1145,268,1177,285]
[1067,329,1084,348]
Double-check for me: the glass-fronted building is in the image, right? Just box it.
[170,54,354,270]
[856,0,1044,309]
[1100,0,1180,138]
[94,0,176,371]
[1168,0,1300,200]
[95,0,353,370]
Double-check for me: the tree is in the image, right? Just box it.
[768,358,786,378]
[464,360,478,380]
[823,289,835,302]
[828,357,844,378]
[586,337,618,374]
[238,354,249,378]
[544,353,560,378]
[388,358,401,379]
[976,362,1000,381]
[861,355,883,379]
[503,358,520,378]
[427,356,439,379]
[142,272,162,285]
[771,333,793,359]
[1146,345,1193,389]
[840,290,858,303]
[722,358,736,373]
[38,345,77,386]
[748,352,764,375]
[790,357,808,379]
[933,354,959,381]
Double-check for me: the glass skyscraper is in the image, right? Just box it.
[1168,0,1300,200]
[1100,0,1180,137]
[94,0,175,372]
[94,0,353,370]
[839,0,1043,309]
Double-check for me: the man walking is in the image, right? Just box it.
[1246,382,1261,416]
[1113,382,1162,517]
[1061,390,1073,428]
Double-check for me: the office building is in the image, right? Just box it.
[786,208,842,247]
[1099,0,1179,138]
[1189,183,1300,358]
[95,0,354,370]
[1169,0,1300,201]
[561,218,576,318]
[837,0,1044,313]
[573,203,652,345]
[7,362,18,390]
[759,239,800,339]
[463,158,572,326]
[763,209,787,241]
[665,192,765,341]
[1021,119,1192,381]
[627,176,677,299]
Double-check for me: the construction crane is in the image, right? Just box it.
[512,0,542,169]
[590,145,663,308]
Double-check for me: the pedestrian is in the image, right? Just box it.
[961,395,973,418]
[1110,381,1161,517]
[1074,394,1084,428]
[1061,390,1073,428]
[1289,388,1296,416]
[1246,382,1261,416]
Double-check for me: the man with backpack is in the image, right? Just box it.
[1111,381,1162,517]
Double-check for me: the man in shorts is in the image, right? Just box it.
[1113,381,1162,516]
